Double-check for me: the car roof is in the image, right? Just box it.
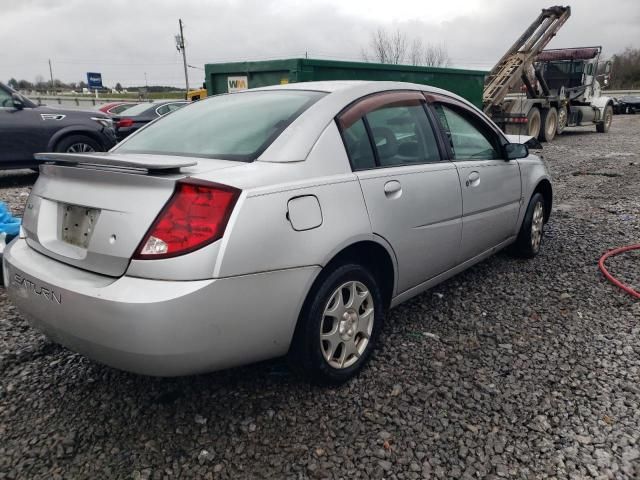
[253,80,369,93]
[254,80,477,163]
[253,80,466,101]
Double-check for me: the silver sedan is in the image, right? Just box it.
[3,81,552,384]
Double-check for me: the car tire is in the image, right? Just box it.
[527,107,541,139]
[511,192,546,258]
[596,105,613,133]
[288,263,384,385]
[539,107,558,142]
[54,135,102,153]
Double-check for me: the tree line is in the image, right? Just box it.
[5,78,181,94]
[361,28,451,67]
[609,47,640,90]
[7,77,91,92]
[360,29,640,91]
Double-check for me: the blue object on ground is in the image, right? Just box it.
[0,202,21,237]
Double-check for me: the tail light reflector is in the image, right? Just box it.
[133,179,240,260]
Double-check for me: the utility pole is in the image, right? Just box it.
[48,59,55,94]
[175,19,190,99]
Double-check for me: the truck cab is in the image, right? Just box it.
[496,46,613,142]
[482,6,614,143]
[534,47,613,134]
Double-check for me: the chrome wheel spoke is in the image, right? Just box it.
[325,289,346,319]
[321,328,342,362]
[67,143,95,153]
[346,282,368,311]
[341,339,360,366]
[356,307,374,337]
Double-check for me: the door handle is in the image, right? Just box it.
[465,171,480,187]
[383,180,402,198]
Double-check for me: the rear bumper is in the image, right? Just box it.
[3,239,319,376]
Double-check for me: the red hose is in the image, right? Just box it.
[598,245,640,299]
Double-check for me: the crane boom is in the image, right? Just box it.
[482,5,571,113]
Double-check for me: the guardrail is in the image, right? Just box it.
[32,96,145,107]
[605,90,640,96]
[31,89,638,109]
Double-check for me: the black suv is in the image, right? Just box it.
[0,82,117,169]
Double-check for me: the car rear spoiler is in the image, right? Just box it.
[34,152,197,173]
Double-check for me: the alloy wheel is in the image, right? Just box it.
[531,201,544,252]
[320,281,374,369]
[66,143,96,153]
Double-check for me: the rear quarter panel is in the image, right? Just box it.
[211,123,374,278]
[215,178,371,277]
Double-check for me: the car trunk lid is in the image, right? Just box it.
[23,152,243,277]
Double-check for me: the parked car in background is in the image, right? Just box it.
[98,102,139,115]
[112,100,189,140]
[612,96,640,115]
[0,82,116,168]
[4,81,552,384]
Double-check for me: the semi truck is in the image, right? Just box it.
[483,5,614,142]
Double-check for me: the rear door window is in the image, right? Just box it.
[341,118,376,170]
[337,91,441,170]
[155,104,170,116]
[167,102,187,112]
[366,104,440,167]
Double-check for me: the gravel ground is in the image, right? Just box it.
[0,116,639,479]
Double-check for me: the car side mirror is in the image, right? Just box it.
[11,93,24,110]
[504,143,528,160]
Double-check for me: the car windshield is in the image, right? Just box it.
[115,90,326,161]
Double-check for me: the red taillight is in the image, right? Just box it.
[117,118,134,128]
[133,180,240,260]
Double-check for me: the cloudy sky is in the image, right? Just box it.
[3,0,639,88]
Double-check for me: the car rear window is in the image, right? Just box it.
[116,102,153,116]
[109,103,139,114]
[115,90,326,161]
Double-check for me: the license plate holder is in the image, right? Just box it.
[61,204,99,248]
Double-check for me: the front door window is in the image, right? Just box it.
[433,103,499,160]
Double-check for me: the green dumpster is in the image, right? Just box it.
[204,58,487,107]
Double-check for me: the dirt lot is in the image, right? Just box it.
[0,116,639,480]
